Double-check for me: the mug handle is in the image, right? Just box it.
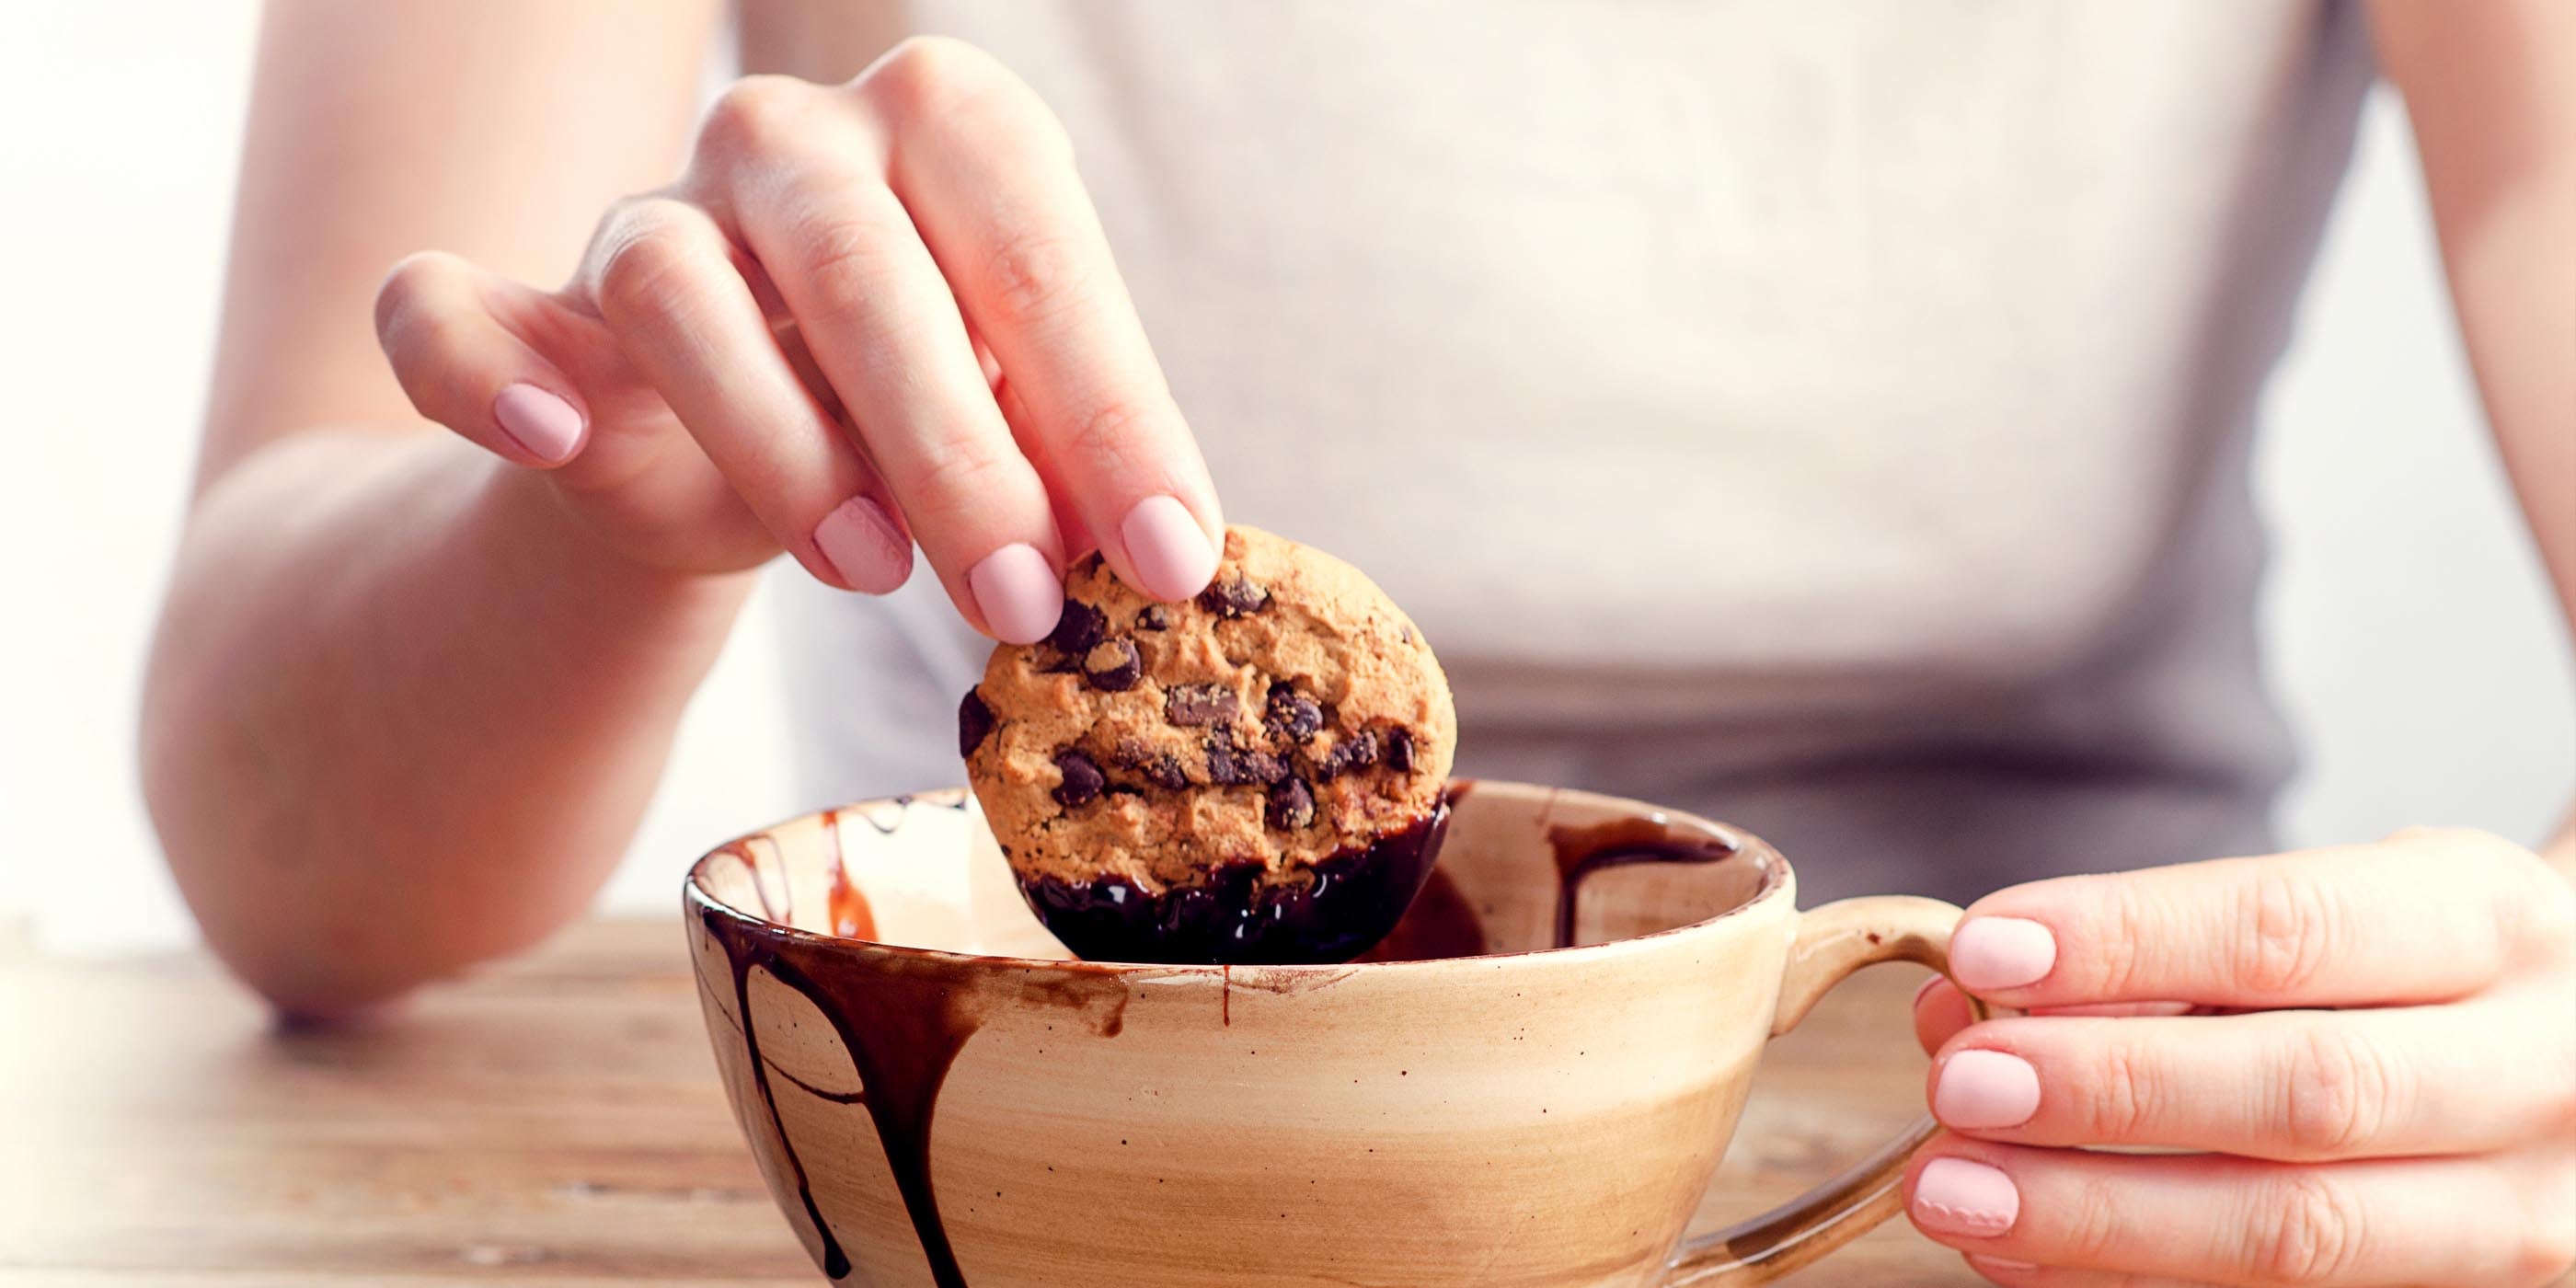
[1663,896,1984,1286]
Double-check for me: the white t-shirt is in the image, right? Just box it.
[751,0,2375,903]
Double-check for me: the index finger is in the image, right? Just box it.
[1945,828,2551,1009]
[860,40,1224,603]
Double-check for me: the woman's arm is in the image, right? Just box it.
[143,0,729,1017]
[2369,0,2576,876]
[145,7,1225,1020]
[1892,15,2576,1282]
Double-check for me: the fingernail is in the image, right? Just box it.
[1119,496,1219,601]
[1951,917,2056,991]
[1914,973,1947,1008]
[812,497,912,594]
[969,543,1064,644]
[1913,1157,2019,1237]
[492,383,583,464]
[1934,1050,2041,1130]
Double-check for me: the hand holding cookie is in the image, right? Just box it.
[961,526,1456,964]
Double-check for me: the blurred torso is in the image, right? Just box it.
[750,0,2372,902]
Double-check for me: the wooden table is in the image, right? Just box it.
[3,919,1978,1285]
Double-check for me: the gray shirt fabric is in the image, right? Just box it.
[761,1,2375,905]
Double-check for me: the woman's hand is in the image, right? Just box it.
[1907,828,2576,1286]
[372,37,1222,641]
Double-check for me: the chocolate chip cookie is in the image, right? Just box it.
[960,525,1456,963]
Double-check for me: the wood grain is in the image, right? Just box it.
[0,919,1986,1285]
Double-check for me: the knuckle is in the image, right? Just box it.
[2382,822,2459,847]
[983,227,1098,327]
[2406,824,2562,973]
[372,250,466,345]
[2496,845,2576,963]
[2239,867,2340,998]
[2256,1173,2369,1283]
[2282,1027,2395,1159]
[2548,1035,2576,1135]
[862,35,1008,122]
[2523,1223,2576,1288]
[2444,825,2536,874]
[698,75,819,157]
[895,428,1021,523]
[2528,878,2576,952]
[860,36,1070,162]
[2094,880,2156,997]
[1056,397,1156,475]
[2511,1155,2576,1286]
[593,201,715,327]
[2085,1041,2157,1143]
[2056,1169,2131,1265]
[788,213,904,317]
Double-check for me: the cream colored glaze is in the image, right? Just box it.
[684,782,1965,1286]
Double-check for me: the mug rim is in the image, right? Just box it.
[683,778,1793,975]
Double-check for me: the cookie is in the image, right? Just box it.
[961,525,1456,964]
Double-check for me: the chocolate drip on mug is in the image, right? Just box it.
[698,903,1126,1286]
[1355,868,1489,962]
[817,810,879,941]
[1547,815,1741,949]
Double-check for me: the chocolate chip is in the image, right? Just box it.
[1386,727,1416,774]
[1046,600,1107,655]
[1266,777,1316,830]
[958,689,995,757]
[1317,730,1379,778]
[1084,638,1142,692]
[1134,604,1169,631]
[1052,750,1104,808]
[1198,730,1259,786]
[1166,684,1239,727]
[1205,728,1287,785]
[1113,738,1189,790]
[1196,578,1270,617]
[1203,734,1246,785]
[1264,684,1323,742]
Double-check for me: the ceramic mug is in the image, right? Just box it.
[684,780,1977,1287]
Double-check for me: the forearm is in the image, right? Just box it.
[2368,3,2576,891]
[141,430,753,1016]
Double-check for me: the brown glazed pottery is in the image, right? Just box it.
[685,781,1972,1286]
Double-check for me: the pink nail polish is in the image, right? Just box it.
[813,497,912,594]
[969,544,1064,644]
[1913,1157,2019,1237]
[1950,918,2056,991]
[1119,496,1219,602]
[1934,1050,2041,1130]
[1914,974,1947,1008]
[492,383,583,464]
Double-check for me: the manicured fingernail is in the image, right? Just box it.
[969,543,1064,644]
[812,497,912,594]
[1119,496,1219,601]
[1913,1157,2019,1237]
[1914,974,1946,1008]
[1951,917,2056,991]
[492,383,583,464]
[1935,1050,2041,1130]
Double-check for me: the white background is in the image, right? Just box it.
[3,5,2567,953]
